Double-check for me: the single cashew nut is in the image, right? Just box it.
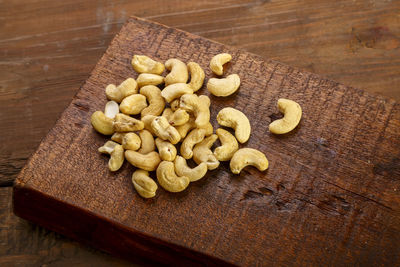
[104,101,119,119]
[161,83,193,103]
[207,74,240,97]
[174,156,208,182]
[151,116,181,144]
[140,85,165,117]
[91,111,114,135]
[217,107,251,143]
[131,55,165,75]
[138,129,155,154]
[136,73,164,88]
[269,98,302,134]
[210,53,232,76]
[168,108,190,126]
[141,115,157,134]
[122,132,141,150]
[230,148,269,174]
[214,128,238,161]
[170,99,180,111]
[180,94,210,128]
[193,134,220,170]
[175,117,196,139]
[155,138,177,161]
[164,58,188,86]
[106,78,138,102]
[162,108,174,120]
[98,141,124,171]
[187,62,205,92]
[180,128,206,159]
[119,94,148,115]
[156,161,190,193]
[125,150,161,171]
[114,113,144,132]
[132,169,158,198]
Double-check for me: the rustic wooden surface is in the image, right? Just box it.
[13,16,400,266]
[1,0,399,265]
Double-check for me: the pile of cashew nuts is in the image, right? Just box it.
[91,53,302,198]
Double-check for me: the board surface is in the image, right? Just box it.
[14,16,400,266]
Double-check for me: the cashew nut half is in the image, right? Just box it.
[119,94,147,115]
[193,134,220,170]
[269,98,302,134]
[180,128,206,159]
[113,113,144,132]
[217,107,251,143]
[180,94,210,128]
[151,116,181,144]
[168,108,190,126]
[98,141,124,171]
[155,138,177,161]
[164,58,188,86]
[138,129,155,154]
[207,74,240,97]
[156,161,190,193]
[131,55,165,75]
[106,78,138,103]
[104,101,119,119]
[170,99,180,111]
[91,111,114,135]
[136,73,164,88]
[125,150,161,171]
[214,128,238,161]
[174,156,208,182]
[187,62,205,92]
[210,53,232,76]
[111,132,141,151]
[132,169,158,198]
[230,148,269,174]
[161,83,193,103]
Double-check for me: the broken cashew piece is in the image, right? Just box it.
[230,148,269,174]
[214,128,239,161]
[131,55,165,75]
[104,101,119,119]
[125,150,161,171]
[269,98,302,134]
[119,94,147,115]
[106,78,138,103]
[193,134,220,170]
[164,58,188,86]
[180,94,210,128]
[132,170,158,198]
[136,73,164,88]
[151,116,181,144]
[168,108,190,126]
[207,74,240,97]
[217,107,251,143]
[174,156,208,182]
[161,83,193,103]
[210,53,232,76]
[170,99,180,111]
[98,141,124,171]
[140,85,165,117]
[91,111,114,135]
[138,129,155,154]
[180,128,206,159]
[155,138,177,161]
[187,62,205,92]
[156,161,190,193]
[114,113,144,132]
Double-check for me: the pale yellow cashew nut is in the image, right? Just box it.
[119,94,148,115]
[217,107,251,143]
[180,94,210,128]
[140,85,165,117]
[170,99,180,111]
[175,117,196,139]
[155,138,177,161]
[269,98,302,134]
[164,58,188,86]
[113,113,144,132]
[162,108,174,120]
[168,108,190,126]
[111,132,141,151]
[193,134,220,170]
[156,161,190,193]
[161,83,193,103]
[106,78,138,103]
[187,62,205,92]
[207,74,240,97]
[214,128,239,161]
[230,148,269,174]
[131,55,165,75]
[132,169,158,198]
[91,111,114,135]
[136,73,164,88]
[210,53,232,76]
[141,115,157,134]
[138,129,155,154]
[125,150,161,171]
[174,156,208,182]
[98,141,124,171]
[150,116,181,144]
[180,128,206,159]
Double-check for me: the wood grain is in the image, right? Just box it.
[13,17,400,266]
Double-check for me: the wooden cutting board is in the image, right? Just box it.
[13,16,400,266]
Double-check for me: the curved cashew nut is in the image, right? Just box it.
[230,148,269,174]
[161,83,193,103]
[174,156,208,182]
[214,128,239,161]
[180,94,210,128]
[217,107,251,143]
[155,138,177,161]
[151,116,181,144]
[125,150,161,171]
[113,113,144,132]
[210,53,232,75]
[91,111,114,135]
[131,55,165,75]
[136,73,164,88]
[193,134,220,170]
[269,98,302,134]
[156,161,190,193]
[187,62,205,92]
[180,128,206,159]
[132,169,158,198]
[138,129,155,154]
[141,115,157,134]
[111,132,141,151]
[170,99,180,111]
[104,101,119,119]
[106,78,138,103]
[98,141,124,171]
[119,94,148,115]
[164,58,188,86]
[207,74,240,97]
[140,85,165,117]
[168,108,190,126]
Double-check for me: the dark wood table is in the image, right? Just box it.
[1,1,399,265]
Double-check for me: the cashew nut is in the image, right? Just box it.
[138,129,155,154]
[111,132,125,144]
[210,53,232,76]
[230,148,269,174]
[111,132,141,151]
[104,101,119,119]
[170,99,180,111]
[91,111,114,135]
[187,62,205,92]
[156,161,190,193]
[161,83,193,103]
[198,95,211,107]
[207,74,240,97]
[106,78,138,103]
[175,117,196,139]
[114,113,144,132]
[217,107,251,143]
[132,169,158,198]
[141,115,156,133]
[98,141,124,171]
[180,94,210,128]
[125,150,161,171]
[131,55,165,75]
[180,128,206,159]
[269,98,302,134]
[193,134,220,170]
[136,73,164,88]
[214,128,238,161]
[155,138,177,161]
[151,116,181,144]
[119,94,148,115]
[164,58,188,86]
[162,108,174,120]
[202,122,214,136]
[168,108,190,126]
[140,85,165,117]
[174,156,208,182]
